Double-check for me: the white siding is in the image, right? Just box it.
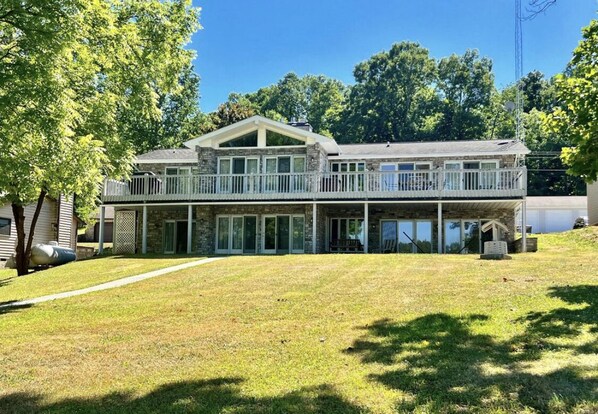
[57,195,74,248]
[0,198,58,260]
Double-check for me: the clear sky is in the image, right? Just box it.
[190,0,597,112]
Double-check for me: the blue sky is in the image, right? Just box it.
[191,1,597,112]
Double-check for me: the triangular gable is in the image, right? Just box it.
[183,116,340,153]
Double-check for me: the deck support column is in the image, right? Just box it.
[312,203,317,254]
[187,204,193,254]
[521,198,527,253]
[364,202,369,253]
[141,205,148,254]
[98,205,105,254]
[437,202,442,254]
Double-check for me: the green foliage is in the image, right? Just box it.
[0,0,200,214]
[335,42,437,143]
[545,19,598,182]
[0,0,200,273]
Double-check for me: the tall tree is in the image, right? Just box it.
[335,42,437,143]
[120,65,203,153]
[545,19,598,182]
[435,50,494,140]
[0,0,200,275]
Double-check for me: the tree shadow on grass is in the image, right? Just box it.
[0,377,366,414]
[347,284,598,413]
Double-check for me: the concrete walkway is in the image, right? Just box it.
[0,257,224,309]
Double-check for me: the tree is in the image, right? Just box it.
[335,42,437,143]
[435,50,494,140]
[121,65,203,153]
[0,0,200,275]
[545,19,598,182]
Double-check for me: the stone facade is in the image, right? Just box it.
[129,202,516,255]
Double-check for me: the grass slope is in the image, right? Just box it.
[0,228,596,413]
[0,255,203,304]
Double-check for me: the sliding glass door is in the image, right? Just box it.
[215,215,257,254]
[263,215,305,254]
[381,220,433,253]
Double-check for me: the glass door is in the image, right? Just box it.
[380,164,397,191]
[398,221,415,253]
[416,221,433,253]
[278,157,291,193]
[246,158,259,193]
[462,220,481,254]
[243,216,257,253]
[380,220,397,252]
[265,158,277,192]
[444,162,461,190]
[463,162,480,190]
[231,216,244,253]
[262,215,304,254]
[231,158,245,193]
[217,217,230,253]
[218,159,231,193]
[164,221,175,254]
[276,216,290,254]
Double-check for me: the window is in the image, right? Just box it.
[0,218,10,236]
[164,166,192,194]
[329,218,364,244]
[219,131,258,147]
[266,130,304,146]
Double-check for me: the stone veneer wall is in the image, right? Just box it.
[135,208,197,254]
[137,163,199,176]
[128,202,516,255]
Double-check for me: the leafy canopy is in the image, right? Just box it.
[0,0,200,218]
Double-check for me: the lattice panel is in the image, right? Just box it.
[114,210,137,254]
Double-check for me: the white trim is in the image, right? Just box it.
[103,199,524,208]
[184,115,340,154]
[329,152,526,160]
[215,214,258,254]
[261,214,305,254]
[136,159,197,164]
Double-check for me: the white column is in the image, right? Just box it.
[312,203,317,254]
[141,205,148,254]
[521,198,527,253]
[187,204,193,254]
[98,205,105,254]
[437,202,443,254]
[364,202,369,253]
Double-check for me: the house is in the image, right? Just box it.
[520,196,588,233]
[100,116,530,255]
[0,195,78,261]
[79,206,114,243]
[588,181,598,226]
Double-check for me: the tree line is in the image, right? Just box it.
[188,43,585,197]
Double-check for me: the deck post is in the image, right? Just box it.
[98,205,105,254]
[141,205,148,254]
[364,202,369,253]
[437,202,442,254]
[521,198,527,253]
[312,203,317,254]
[187,204,193,254]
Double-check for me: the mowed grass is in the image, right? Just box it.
[0,229,597,413]
[0,255,203,304]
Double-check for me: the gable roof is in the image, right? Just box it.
[183,115,340,154]
[332,139,530,159]
[135,149,197,164]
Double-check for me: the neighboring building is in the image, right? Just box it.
[588,182,598,226]
[79,206,114,243]
[0,195,77,261]
[100,116,530,255]
[522,196,588,233]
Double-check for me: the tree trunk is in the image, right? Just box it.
[11,190,47,276]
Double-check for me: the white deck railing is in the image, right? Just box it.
[102,168,527,203]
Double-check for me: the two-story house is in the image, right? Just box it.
[100,116,530,255]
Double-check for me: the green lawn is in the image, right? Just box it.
[0,228,596,413]
[0,255,204,304]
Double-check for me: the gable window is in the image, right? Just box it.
[219,131,258,148]
[266,130,304,146]
[0,218,10,236]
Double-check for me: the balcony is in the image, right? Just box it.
[102,168,527,203]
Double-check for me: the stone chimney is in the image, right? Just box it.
[288,118,313,133]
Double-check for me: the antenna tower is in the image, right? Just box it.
[515,0,525,145]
